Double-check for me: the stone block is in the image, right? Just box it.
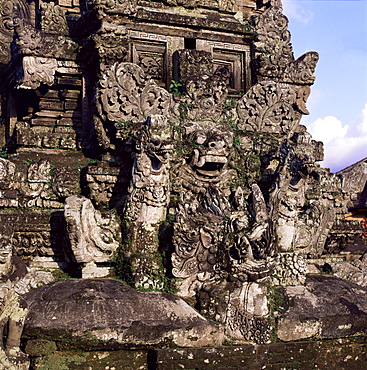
[31,118,57,127]
[39,100,64,111]
[57,77,82,87]
[64,100,80,111]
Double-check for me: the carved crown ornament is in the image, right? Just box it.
[253,3,319,85]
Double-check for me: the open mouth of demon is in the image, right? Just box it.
[148,144,174,172]
[192,154,228,177]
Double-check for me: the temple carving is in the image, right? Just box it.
[0,0,366,368]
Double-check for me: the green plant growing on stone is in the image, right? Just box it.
[170,80,182,95]
[87,158,98,165]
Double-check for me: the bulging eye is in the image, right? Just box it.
[195,132,207,145]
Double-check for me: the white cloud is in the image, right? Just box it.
[308,116,348,144]
[282,0,314,24]
[306,103,367,172]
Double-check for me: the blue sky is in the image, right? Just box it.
[282,0,367,172]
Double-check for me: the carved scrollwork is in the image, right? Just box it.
[27,159,51,183]
[236,81,300,136]
[0,158,15,182]
[253,3,319,85]
[283,52,319,85]
[13,231,52,257]
[0,0,30,35]
[98,62,171,136]
[87,0,137,15]
[40,2,68,35]
[253,5,293,81]
[0,0,30,63]
[16,56,57,89]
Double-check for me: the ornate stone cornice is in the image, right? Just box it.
[161,0,238,13]
[87,0,137,15]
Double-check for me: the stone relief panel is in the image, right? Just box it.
[131,42,166,86]
[40,2,68,35]
[173,50,213,86]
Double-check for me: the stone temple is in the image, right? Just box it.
[0,0,367,368]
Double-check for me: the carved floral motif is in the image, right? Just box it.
[236,81,300,136]
[16,56,57,89]
[97,62,171,140]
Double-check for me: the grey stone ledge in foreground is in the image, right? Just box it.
[23,278,224,349]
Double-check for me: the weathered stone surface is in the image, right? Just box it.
[277,274,367,341]
[153,337,367,370]
[23,278,224,348]
[31,349,148,370]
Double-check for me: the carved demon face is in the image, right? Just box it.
[136,115,174,173]
[186,124,233,178]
